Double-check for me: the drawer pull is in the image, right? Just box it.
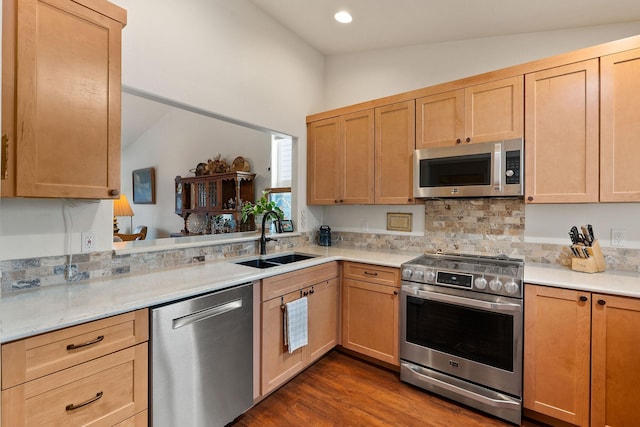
[65,391,103,411]
[364,271,378,277]
[66,335,104,351]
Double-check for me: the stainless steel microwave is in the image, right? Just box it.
[413,138,524,198]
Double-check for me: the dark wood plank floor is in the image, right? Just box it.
[232,351,544,427]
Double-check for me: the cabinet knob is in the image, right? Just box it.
[597,299,606,306]
[456,138,462,144]
[393,290,398,295]
[465,137,471,143]
[109,188,120,196]
[407,198,413,202]
[579,296,588,302]
[527,196,534,202]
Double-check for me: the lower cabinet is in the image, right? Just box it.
[261,262,339,396]
[524,284,640,427]
[1,309,149,426]
[341,262,400,365]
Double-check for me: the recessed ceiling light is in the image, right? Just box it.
[334,11,353,24]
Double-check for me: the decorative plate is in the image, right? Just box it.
[186,213,207,233]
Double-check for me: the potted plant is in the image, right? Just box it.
[241,190,284,229]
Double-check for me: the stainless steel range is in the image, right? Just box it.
[400,253,524,425]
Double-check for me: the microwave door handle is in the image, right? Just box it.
[416,289,521,313]
[493,143,502,192]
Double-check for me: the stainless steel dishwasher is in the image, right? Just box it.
[150,283,253,427]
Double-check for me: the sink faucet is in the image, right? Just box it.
[260,210,281,255]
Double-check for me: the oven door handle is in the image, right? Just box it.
[414,289,521,313]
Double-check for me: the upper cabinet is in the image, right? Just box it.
[526,48,640,204]
[524,60,600,203]
[416,76,523,148]
[307,101,416,206]
[1,0,126,199]
[375,100,415,204]
[600,48,640,202]
[307,110,375,205]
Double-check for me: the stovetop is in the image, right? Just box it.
[401,252,524,298]
[404,252,524,279]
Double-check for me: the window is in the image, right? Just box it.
[268,135,292,220]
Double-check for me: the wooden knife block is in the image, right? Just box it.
[571,240,606,273]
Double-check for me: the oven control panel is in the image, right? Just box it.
[401,266,522,298]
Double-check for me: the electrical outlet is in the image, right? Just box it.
[611,228,625,247]
[82,232,96,253]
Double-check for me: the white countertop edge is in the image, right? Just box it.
[112,231,301,255]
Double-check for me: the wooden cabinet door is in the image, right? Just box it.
[306,278,339,363]
[524,60,600,203]
[4,0,125,198]
[465,75,523,144]
[375,100,416,204]
[591,294,640,427]
[340,110,374,204]
[416,89,464,148]
[342,278,399,365]
[600,48,640,202]
[523,285,590,427]
[261,290,304,395]
[307,117,341,205]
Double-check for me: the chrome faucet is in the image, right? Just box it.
[260,210,281,255]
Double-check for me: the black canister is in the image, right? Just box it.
[318,225,331,246]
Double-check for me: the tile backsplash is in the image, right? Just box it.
[2,198,639,295]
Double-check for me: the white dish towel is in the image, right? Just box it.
[284,297,308,353]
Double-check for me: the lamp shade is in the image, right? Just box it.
[113,194,134,217]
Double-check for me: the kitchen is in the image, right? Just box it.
[2,0,640,426]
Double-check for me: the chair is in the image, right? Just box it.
[133,225,148,240]
[114,226,147,241]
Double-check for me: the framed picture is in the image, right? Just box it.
[132,167,156,204]
[279,219,294,232]
[387,212,412,232]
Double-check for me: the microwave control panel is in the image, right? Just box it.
[505,150,521,185]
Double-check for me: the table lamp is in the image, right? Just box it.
[113,194,134,233]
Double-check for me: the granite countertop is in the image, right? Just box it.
[2,245,640,344]
[0,245,419,343]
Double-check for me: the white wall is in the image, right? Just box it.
[323,22,640,110]
[121,103,271,239]
[0,0,325,260]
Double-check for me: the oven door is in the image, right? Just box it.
[400,284,523,397]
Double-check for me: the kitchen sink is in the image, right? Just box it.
[235,259,281,269]
[266,253,317,264]
[234,252,318,269]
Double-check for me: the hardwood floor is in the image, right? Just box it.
[232,351,544,427]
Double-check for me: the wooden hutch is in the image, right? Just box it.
[175,171,256,234]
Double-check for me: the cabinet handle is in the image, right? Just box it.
[579,296,588,302]
[1,134,8,180]
[109,188,120,196]
[364,271,378,277]
[66,335,104,351]
[309,287,315,294]
[597,299,606,306]
[465,137,471,143]
[66,391,103,411]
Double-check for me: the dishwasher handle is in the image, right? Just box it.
[172,298,243,329]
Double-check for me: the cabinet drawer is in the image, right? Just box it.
[262,261,338,302]
[2,309,148,389]
[342,262,399,287]
[2,343,148,427]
